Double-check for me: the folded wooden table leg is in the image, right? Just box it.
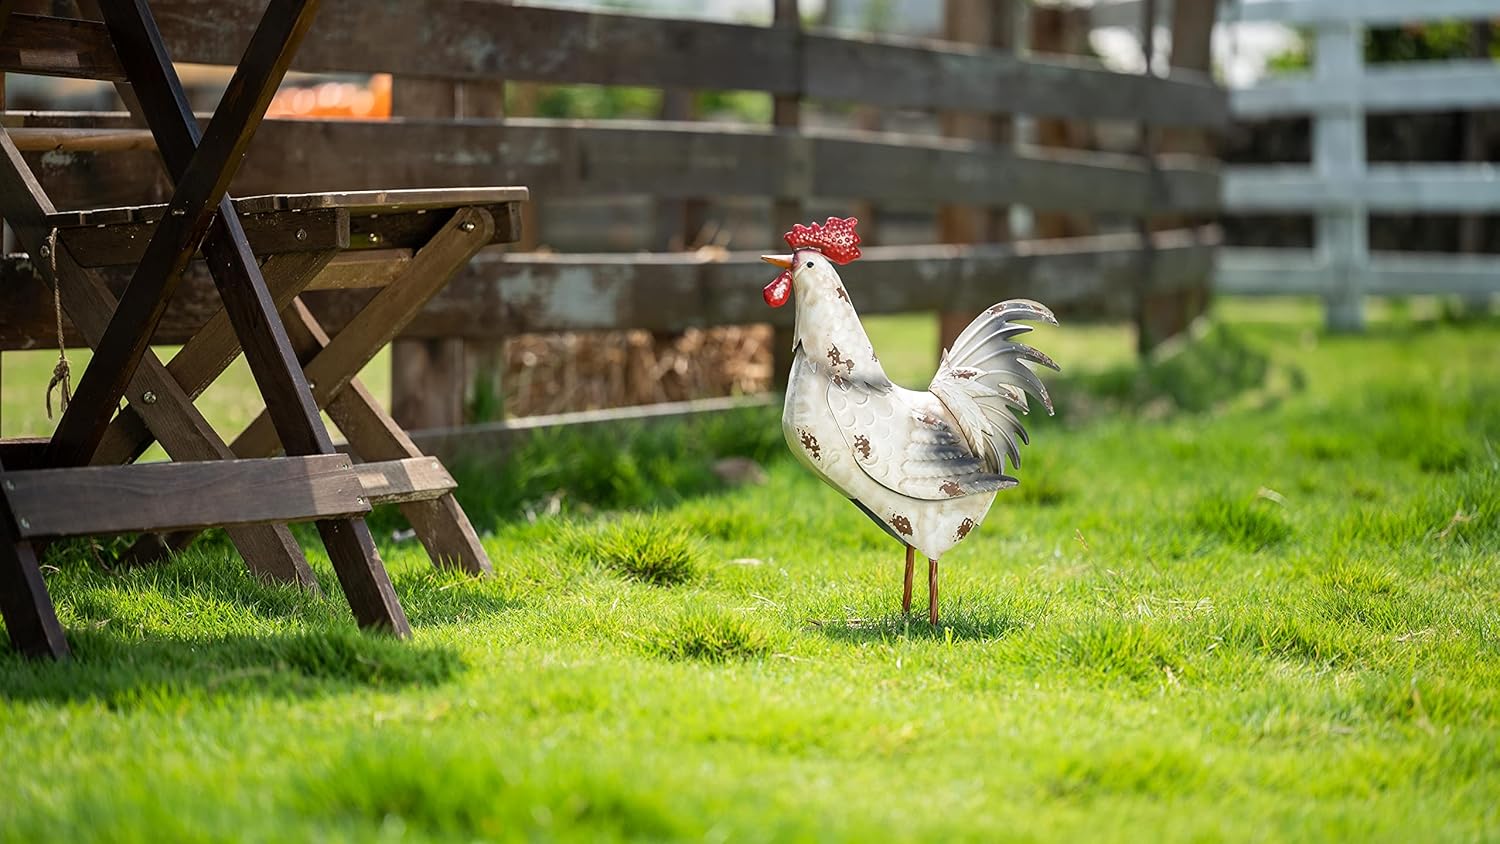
[104,0,409,635]
[0,459,69,660]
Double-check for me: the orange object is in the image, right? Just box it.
[267,73,391,119]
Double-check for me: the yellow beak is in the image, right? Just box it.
[760,254,793,269]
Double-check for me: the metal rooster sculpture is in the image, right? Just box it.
[761,217,1059,625]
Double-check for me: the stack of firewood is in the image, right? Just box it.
[502,325,772,416]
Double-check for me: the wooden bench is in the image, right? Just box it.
[0,1,527,660]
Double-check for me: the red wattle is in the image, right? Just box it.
[763,270,792,307]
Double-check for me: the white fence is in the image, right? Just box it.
[1095,0,1500,330]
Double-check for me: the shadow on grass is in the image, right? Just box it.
[808,603,1031,644]
[0,626,464,706]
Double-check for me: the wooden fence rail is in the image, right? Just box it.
[1,116,1221,215]
[0,226,1218,350]
[0,2,1226,127]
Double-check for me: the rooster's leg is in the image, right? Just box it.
[928,557,940,626]
[902,545,915,615]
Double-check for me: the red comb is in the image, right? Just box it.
[784,216,861,265]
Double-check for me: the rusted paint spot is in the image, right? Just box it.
[955,517,975,540]
[853,434,872,459]
[953,369,976,380]
[919,412,939,427]
[798,428,821,459]
[827,345,855,374]
[835,286,849,302]
[831,374,848,390]
[891,514,913,536]
[940,480,963,497]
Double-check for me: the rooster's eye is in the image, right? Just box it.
[805,261,814,268]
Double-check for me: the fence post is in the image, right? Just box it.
[391,8,512,429]
[937,0,1011,356]
[655,90,708,251]
[771,0,802,391]
[1315,19,1367,332]
[1460,21,1492,314]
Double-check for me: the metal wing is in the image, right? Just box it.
[824,380,1017,501]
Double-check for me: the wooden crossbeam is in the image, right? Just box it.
[106,0,409,635]
[45,0,320,468]
[58,206,348,268]
[354,457,457,505]
[2,455,369,538]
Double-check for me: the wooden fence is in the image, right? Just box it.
[0,0,1226,453]
[1101,0,1500,331]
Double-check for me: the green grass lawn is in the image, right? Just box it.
[2,300,1498,842]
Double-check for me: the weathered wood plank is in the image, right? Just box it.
[159,1,799,98]
[348,226,1222,337]
[145,1,1224,126]
[0,226,1220,348]
[249,187,529,213]
[0,13,121,81]
[8,114,1220,215]
[803,32,1225,127]
[0,8,1222,125]
[58,206,347,267]
[4,454,369,538]
[354,457,456,504]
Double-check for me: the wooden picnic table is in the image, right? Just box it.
[0,1,527,660]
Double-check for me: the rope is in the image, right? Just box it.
[44,229,71,420]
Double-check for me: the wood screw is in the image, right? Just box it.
[459,220,476,232]
[17,518,29,530]
[295,228,308,241]
[368,233,381,244]
[3,480,13,491]
[37,244,51,258]
[141,391,157,405]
